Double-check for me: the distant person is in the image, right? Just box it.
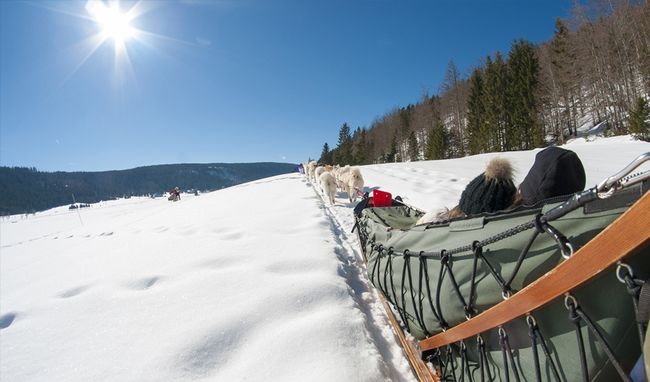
[168,187,181,201]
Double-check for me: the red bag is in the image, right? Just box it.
[372,189,392,207]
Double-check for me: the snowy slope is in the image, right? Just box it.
[1,136,649,382]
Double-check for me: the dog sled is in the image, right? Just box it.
[354,152,650,382]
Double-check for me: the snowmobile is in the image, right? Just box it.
[354,152,650,382]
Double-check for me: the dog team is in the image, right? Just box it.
[302,161,365,205]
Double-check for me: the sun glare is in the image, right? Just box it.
[44,0,172,86]
[86,0,136,46]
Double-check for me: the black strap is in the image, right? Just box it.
[567,298,589,382]
[636,281,650,324]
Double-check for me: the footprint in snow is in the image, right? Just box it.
[220,231,243,240]
[197,256,241,271]
[59,285,91,298]
[180,227,199,236]
[127,276,163,291]
[176,325,244,378]
[0,312,17,329]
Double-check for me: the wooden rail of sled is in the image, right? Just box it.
[419,191,650,352]
[377,292,439,381]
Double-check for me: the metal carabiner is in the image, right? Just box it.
[597,152,650,196]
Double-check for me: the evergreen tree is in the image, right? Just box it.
[386,133,398,163]
[629,97,650,141]
[442,60,465,156]
[334,123,353,164]
[425,112,448,160]
[319,142,332,164]
[407,131,419,161]
[353,129,369,164]
[483,54,509,151]
[467,68,485,154]
[550,18,577,140]
[508,39,543,150]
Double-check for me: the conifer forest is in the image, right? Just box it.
[320,1,650,165]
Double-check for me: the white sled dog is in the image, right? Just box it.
[314,165,326,181]
[306,161,317,182]
[341,167,364,203]
[319,172,337,205]
[336,165,351,189]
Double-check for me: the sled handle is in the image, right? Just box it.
[597,152,650,195]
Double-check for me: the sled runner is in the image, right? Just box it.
[354,153,650,382]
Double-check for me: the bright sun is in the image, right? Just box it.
[86,0,136,46]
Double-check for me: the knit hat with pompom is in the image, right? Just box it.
[458,158,516,216]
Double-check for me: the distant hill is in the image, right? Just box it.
[0,162,297,215]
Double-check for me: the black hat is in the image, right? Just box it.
[519,147,586,205]
[458,158,516,216]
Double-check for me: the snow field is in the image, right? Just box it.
[1,175,413,382]
[2,136,649,381]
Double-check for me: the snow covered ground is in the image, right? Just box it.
[1,136,649,382]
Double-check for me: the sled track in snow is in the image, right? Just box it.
[305,177,416,382]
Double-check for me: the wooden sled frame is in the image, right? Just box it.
[363,190,650,382]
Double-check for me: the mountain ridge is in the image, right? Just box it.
[0,162,297,215]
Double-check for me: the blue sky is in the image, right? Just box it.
[1,0,573,171]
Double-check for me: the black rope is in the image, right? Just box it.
[416,254,432,336]
[477,250,510,297]
[466,243,481,318]
[382,248,393,305]
[369,208,391,228]
[447,345,458,382]
[503,216,543,292]
[436,251,450,328]
[369,245,380,290]
[538,220,572,258]
[459,341,472,382]
[499,329,511,382]
[478,338,486,382]
[387,248,412,326]
[439,347,449,381]
[441,252,471,318]
[387,251,408,325]
[421,253,444,325]
[374,246,387,297]
[566,297,589,382]
[528,317,542,382]
[398,248,411,332]
[575,304,632,382]
[527,315,561,382]
[498,327,521,382]
[459,341,474,382]
[619,265,648,348]
[534,323,561,381]
[477,335,494,382]
[404,250,429,335]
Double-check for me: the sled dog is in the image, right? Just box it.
[319,172,337,205]
[341,167,364,203]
